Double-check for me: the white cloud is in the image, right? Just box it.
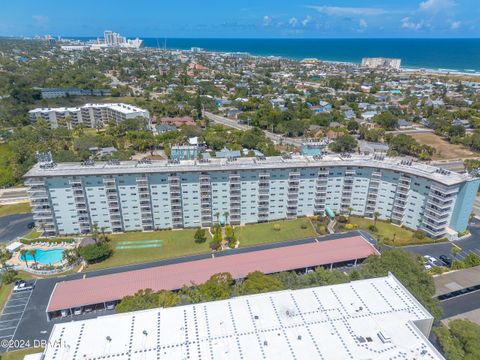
[401,17,424,30]
[451,20,461,29]
[359,19,368,31]
[307,6,386,16]
[301,16,312,27]
[32,15,49,25]
[289,17,299,27]
[263,15,271,26]
[419,0,455,12]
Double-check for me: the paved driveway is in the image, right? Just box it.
[0,214,33,243]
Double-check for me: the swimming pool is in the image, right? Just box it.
[21,248,64,264]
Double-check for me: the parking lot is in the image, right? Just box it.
[0,282,36,351]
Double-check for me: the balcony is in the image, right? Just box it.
[26,179,45,186]
[427,198,453,209]
[431,184,458,196]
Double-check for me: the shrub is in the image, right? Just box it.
[463,253,480,267]
[412,230,426,240]
[451,260,466,270]
[194,229,207,243]
[318,225,326,234]
[209,240,221,251]
[337,215,348,223]
[368,225,378,232]
[78,242,113,264]
[345,223,354,230]
[1,269,17,285]
[273,224,281,231]
[300,222,308,229]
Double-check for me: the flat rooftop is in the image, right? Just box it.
[434,265,480,296]
[24,153,471,186]
[42,274,444,360]
[28,103,147,115]
[47,236,378,313]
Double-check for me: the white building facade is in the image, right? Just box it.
[24,154,479,238]
[28,103,150,129]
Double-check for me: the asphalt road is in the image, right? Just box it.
[0,214,33,243]
[441,290,480,319]
[204,111,302,146]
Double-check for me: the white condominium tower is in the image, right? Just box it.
[24,154,479,239]
[28,103,150,129]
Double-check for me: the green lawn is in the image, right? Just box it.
[348,216,441,246]
[236,218,317,247]
[87,229,212,270]
[0,202,31,218]
[2,347,43,360]
[22,229,41,240]
[0,284,12,314]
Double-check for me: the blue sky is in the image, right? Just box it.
[1,0,479,38]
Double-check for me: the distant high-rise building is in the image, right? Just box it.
[361,57,401,70]
[89,30,143,49]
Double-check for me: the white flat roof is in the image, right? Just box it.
[42,274,444,360]
[28,103,148,115]
[24,153,472,186]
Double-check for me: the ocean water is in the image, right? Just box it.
[74,37,480,73]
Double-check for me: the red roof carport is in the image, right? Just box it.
[47,235,378,313]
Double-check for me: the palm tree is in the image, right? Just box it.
[91,223,99,244]
[373,212,380,227]
[20,249,29,268]
[214,212,220,224]
[347,207,353,217]
[0,249,10,269]
[100,226,108,243]
[223,211,230,225]
[29,249,38,268]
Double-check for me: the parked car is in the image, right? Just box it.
[423,255,440,267]
[27,222,35,229]
[439,255,453,267]
[106,302,116,310]
[73,307,83,316]
[84,306,93,313]
[60,309,69,317]
[13,280,34,293]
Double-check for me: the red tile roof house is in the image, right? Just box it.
[159,116,196,128]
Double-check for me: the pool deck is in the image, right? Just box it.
[10,242,76,268]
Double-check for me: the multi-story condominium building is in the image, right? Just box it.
[361,57,401,70]
[35,87,111,99]
[28,103,150,129]
[24,154,479,239]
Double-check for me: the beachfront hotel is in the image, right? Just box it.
[28,103,150,129]
[24,154,479,238]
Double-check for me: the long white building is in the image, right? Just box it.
[28,103,150,129]
[38,274,444,360]
[24,154,479,239]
